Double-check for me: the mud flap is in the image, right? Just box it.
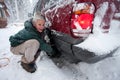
[73,46,119,63]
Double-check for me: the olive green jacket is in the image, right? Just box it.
[9,19,53,53]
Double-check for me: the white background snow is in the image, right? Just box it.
[0,0,120,80]
[0,19,120,80]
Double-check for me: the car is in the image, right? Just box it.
[35,0,120,63]
[0,1,8,28]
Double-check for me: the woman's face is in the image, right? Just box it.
[34,19,45,32]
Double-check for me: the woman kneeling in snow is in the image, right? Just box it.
[9,12,55,73]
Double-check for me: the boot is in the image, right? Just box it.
[21,50,40,73]
[21,62,37,73]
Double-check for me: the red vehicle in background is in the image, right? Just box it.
[35,0,120,63]
[0,0,8,28]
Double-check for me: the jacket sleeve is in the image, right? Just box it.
[9,35,26,47]
[9,29,32,47]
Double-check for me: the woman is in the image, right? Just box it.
[9,11,54,73]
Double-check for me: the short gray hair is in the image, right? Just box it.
[33,11,45,22]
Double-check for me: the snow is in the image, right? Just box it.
[75,32,120,55]
[44,0,74,16]
[114,13,120,18]
[0,0,120,80]
[0,24,70,80]
[93,2,109,30]
[73,2,95,14]
[0,20,120,80]
[29,0,33,4]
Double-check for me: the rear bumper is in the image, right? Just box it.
[51,31,115,63]
[72,46,115,63]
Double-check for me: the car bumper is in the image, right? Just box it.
[51,31,116,63]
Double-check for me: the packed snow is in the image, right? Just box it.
[0,0,120,80]
[0,19,120,80]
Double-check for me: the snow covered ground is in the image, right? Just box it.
[0,21,120,80]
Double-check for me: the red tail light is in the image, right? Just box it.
[77,14,94,29]
[71,2,95,38]
[71,13,94,37]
